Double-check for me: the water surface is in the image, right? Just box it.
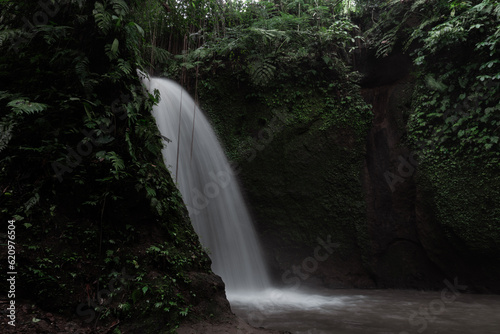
[229,288,500,334]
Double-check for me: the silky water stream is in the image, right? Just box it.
[143,75,500,334]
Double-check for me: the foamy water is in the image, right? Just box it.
[228,288,355,314]
[230,288,500,334]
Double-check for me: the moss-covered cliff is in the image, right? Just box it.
[187,0,500,293]
[0,1,238,332]
[415,160,500,292]
[196,51,374,288]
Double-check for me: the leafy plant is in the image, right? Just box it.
[405,0,500,166]
[0,0,211,331]
[6,99,48,114]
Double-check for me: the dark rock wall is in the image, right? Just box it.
[415,162,500,293]
[360,49,500,292]
[240,117,374,289]
[361,75,445,289]
[199,48,500,292]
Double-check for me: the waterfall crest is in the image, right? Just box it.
[145,77,271,293]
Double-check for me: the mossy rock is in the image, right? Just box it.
[415,157,500,292]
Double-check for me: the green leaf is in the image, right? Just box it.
[130,22,144,37]
[106,151,125,171]
[7,99,48,114]
[148,245,161,253]
[145,187,156,198]
[111,38,119,55]
[425,75,447,91]
[179,307,189,316]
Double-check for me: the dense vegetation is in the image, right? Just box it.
[366,0,500,163]
[365,0,500,274]
[1,0,499,332]
[0,1,214,332]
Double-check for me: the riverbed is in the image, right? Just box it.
[229,287,500,334]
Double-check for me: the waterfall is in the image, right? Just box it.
[144,76,271,293]
[140,73,500,334]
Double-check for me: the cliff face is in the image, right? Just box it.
[198,46,500,293]
[196,65,374,289]
[360,51,445,289]
[239,112,374,289]
[413,158,500,293]
[360,49,500,292]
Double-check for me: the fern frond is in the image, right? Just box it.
[145,186,156,198]
[0,28,25,48]
[118,58,132,75]
[74,56,97,93]
[375,27,398,58]
[105,38,120,60]
[75,14,89,25]
[7,99,48,115]
[111,0,129,16]
[0,119,15,153]
[93,2,112,34]
[191,46,212,60]
[34,25,72,45]
[147,45,172,65]
[248,57,276,86]
[0,90,15,101]
[106,151,125,172]
[410,0,428,12]
[249,27,287,46]
[75,56,89,78]
[494,3,500,19]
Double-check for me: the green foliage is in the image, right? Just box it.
[129,0,363,78]
[248,56,277,86]
[6,99,48,115]
[405,0,500,166]
[183,1,372,255]
[0,0,211,330]
[417,160,500,259]
[364,0,500,277]
[364,0,500,165]
[166,9,361,88]
[150,1,371,168]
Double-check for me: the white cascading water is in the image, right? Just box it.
[143,76,271,293]
[140,75,500,334]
